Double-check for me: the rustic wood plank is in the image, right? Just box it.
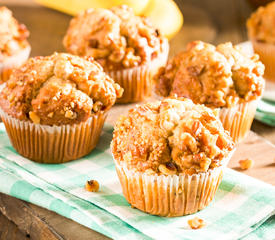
[0,212,28,240]
[0,193,110,240]
[0,194,63,240]
[229,132,275,185]
[27,203,109,240]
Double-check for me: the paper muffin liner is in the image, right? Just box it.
[107,40,169,103]
[114,151,234,217]
[219,99,258,143]
[0,108,107,164]
[251,40,275,82]
[0,46,31,83]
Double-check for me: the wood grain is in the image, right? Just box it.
[0,212,28,240]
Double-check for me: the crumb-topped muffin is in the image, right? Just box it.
[112,98,235,216]
[247,1,275,81]
[0,7,30,83]
[0,52,123,163]
[63,5,169,103]
[155,41,265,142]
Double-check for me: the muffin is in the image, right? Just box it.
[155,41,265,142]
[0,7,30,83]
[63,5,169,103]
[112,98,235,217]
[0,52,123,163]
[247,1,275,81]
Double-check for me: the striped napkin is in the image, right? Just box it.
[0,123,274,240]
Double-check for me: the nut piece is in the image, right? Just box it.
[85,180,99,192]
[47,112,54,118]
[93,101,103,112]
[65,110,77,119]
[29,111,40,124]
[239,159,254,170]
[188,217,206,229]
[158,162,177,175]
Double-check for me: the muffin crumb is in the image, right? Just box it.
[0,7,30,59]
[112,98,234,174]
[0,52,123,126]
[155,41,264,108]
[188,217,206,229]
[239,159,254,170]
[63,5,166,70]
[85,180,99,192]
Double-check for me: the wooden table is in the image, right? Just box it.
[0,0,274,239]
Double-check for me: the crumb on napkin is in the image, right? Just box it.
[188,217,206,229]
[85,180,99,192]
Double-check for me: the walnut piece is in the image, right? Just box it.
[158,163,177,175]
[188,217,206,229]
[239,159,254,170]
[29,111,40,124]
[85,180,99,192]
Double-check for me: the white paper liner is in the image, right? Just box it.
[107,39,169,103]
[0,46,31,82]
[219,99,258,143]
[0,108,107,163]
[114,150,234,217]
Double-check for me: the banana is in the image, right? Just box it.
[142,0,183,39]
[35,0,149,15]
[35,0,183,39]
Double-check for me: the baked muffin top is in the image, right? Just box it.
[155,41,265,108]
[112,98,234,175]
[0,7,29,61]
[63,5,167,71]
[247,1,275,44]
[0,52,123,125]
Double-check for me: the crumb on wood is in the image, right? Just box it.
[239,159,254,170]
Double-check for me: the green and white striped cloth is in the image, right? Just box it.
[256,99,275,127]
[0,123,274,240]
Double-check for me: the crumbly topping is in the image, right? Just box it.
[155,41,265,108]
[0,7,29,60]
[63,5,166,70]
[0,53,123,125]
[247,2,275,44]
[112,98,234,175]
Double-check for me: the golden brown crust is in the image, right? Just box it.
[155,41,265,108]
[247,2,275,44]
[0,7,29,61]
[63,5,166,71]
[0,52,123,125]
[112,98,234,175]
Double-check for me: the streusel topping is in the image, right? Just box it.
[0,7,29,61]
[63,5,166,70]
[0,53,123,125]
[247,2,275,44]
[112,98,234,175]
[155,41,264,108]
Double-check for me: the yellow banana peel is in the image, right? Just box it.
[142,0,183,40]
[35,0,150,15]
[35,0,183,39]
